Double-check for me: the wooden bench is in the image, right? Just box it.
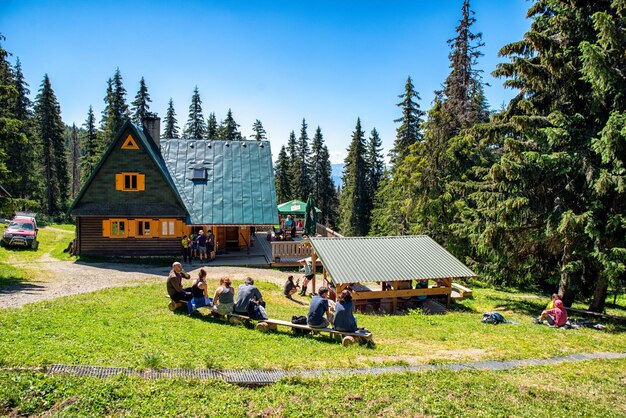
[255,318,373,346]
[166,296,188,312]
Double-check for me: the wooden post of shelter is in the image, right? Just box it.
[311,249,317,294]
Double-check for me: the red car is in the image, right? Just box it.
[1,215,39,249]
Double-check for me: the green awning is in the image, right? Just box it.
[309,235,476,285]
[277,199,321,215]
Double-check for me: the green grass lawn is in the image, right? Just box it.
[0,277,624,371]
[1,359,624,417]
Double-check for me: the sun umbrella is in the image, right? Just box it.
[304,194,318,236]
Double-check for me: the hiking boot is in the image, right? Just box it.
[298,286,307,296]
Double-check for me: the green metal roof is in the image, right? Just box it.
[277,199,321,215]
[309,235,476,285]
[161,139,278,225]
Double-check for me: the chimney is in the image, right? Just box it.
[143,116,161,149]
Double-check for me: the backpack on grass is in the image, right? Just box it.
[482,312,506,325]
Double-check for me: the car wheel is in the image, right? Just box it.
[31,240,39,250]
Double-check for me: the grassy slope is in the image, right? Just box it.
[0,278,624,370]
[1,359,624,417]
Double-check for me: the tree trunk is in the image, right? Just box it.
[588,272,608,313]
[558,242,575,307]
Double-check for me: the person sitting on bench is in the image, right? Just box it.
[189,268,212,313]
[212,276,235,316]
[167,261,192,303]
[234,277,267,319]
[307,287,333,328]
[333,289,357,333]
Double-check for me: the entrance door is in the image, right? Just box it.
[225,227,239,250]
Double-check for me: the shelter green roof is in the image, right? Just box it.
[161,139,278,225]
[277,199,321,215]
[309,235,476,285]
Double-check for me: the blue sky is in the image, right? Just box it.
[1,1,530,163]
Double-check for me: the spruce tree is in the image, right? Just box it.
[8,56,38,199]
[162,98,180,138]
[252,119,267,140]
[207,112,218,140]
[112,68,129,121]
[100,69,129,152]
[274,145,292,204]
[68,124,81,199]
[339,118,368,236]
[364,128,384,233]
[467,0,624,312]
[34,74,67,215]
[286,130,298,199]
[292,118,312,200]
[131,76,153,124]
[310,126,338,226]
[218,109,242,140]
[80,106,98,180]
[184,86,206,139]
[390,76,424,168]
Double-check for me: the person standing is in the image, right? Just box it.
[207,229,215,261]
[197,229,207,262]
[166,261,192,302]
[307,287,333,328]
[191,232,199,261]
[299,258,314,296]
[181,235,191,264]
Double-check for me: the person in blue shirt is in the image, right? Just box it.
[307,287,333,328]
[333,289,358,333]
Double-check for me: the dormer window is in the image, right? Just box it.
[192,168,207,180]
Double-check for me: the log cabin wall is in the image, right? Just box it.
[77,216,183,257]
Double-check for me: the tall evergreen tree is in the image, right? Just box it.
[339,118,368,236]
[218,109,242,140]
[68,124,81,199]
[206,112,218,140]
[274,145,292,204]
[465,0,623,312]
[7,56,38,199]
[112,68,129,121]
[286,130,298,199]
[310,126,338,227]
[292,118,312,200]
[131,76,153,124]
[80,106,98,181]
[390,76,424,168]
[364,128,384,233]
[184,86,206,139]
[34,74,67,215]
[0,35,22,197]
[100,69,129,152]
[252,119,267,140]
[162,98,180,138]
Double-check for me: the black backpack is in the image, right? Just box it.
[291,315,310,334]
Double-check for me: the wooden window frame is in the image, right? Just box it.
[135,219,157,238]
[110,219,128,238]
[115,173,145,192]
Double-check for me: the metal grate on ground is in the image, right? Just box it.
[45,352,626,385]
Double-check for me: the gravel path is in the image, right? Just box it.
[2,255,295,309]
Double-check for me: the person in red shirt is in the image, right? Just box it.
[540,299,568,327]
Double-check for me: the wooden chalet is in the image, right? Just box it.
[69,119,278,257]
[306,235,475,311]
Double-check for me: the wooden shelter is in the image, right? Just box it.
[307,235,476,311]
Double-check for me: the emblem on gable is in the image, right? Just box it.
[121,134,139,150]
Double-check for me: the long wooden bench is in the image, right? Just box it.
[255,318,373,346]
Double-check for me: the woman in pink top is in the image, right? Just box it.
[540,299,568,327]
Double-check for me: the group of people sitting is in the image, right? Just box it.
[167,261,361,333]
[537,293,568,327]
[166,262,266,318]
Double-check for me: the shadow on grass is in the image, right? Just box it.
[0,277,46,295]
